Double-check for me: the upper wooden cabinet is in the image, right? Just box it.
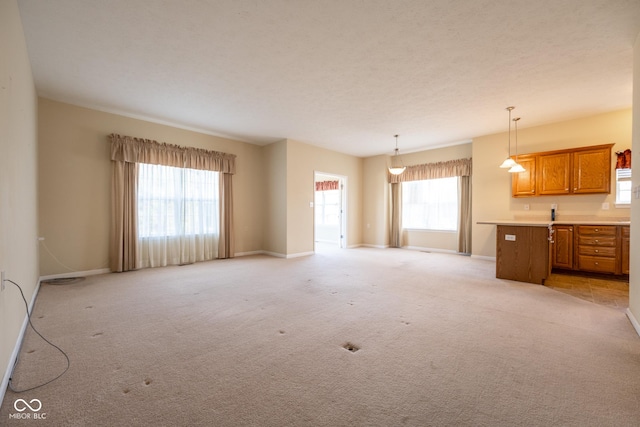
[511,155,536,197]
[511,144,613,198]
[538,152,571,195]
[572,146,612,194]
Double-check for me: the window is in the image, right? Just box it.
[402,177,458,231]
[137,163,220,238]
[615,168,632,206]
[315,189,340,226]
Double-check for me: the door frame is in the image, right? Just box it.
[313,171,348,250]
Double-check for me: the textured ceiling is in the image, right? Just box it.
[17,0,640,157]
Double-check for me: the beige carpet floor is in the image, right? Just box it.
[2,248,640,426]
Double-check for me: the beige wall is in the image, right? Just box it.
[629,36,640,324]
[0,0,39,396]
[38,99,266,276]
[361,143,472,251]
[262,140,287,255]
[472,109,632,258]
[285,139,363,255]
[362,155,390,247]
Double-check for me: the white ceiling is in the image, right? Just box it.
[17,0,640,157]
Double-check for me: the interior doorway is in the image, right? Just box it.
[314,172,347,252]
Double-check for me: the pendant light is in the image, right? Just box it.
[388,134,406,175]
[508,117,525,173]
[499,106,517,168]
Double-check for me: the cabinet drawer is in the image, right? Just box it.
[577,255,616,273]
[577,225,616,236]
[578,245,616,257]
[577,236,616,246]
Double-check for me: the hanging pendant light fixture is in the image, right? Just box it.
[499,106,517,168]
[388,134,406,175]
[508,117,525,173]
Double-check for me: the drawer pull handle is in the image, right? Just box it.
[595,228,599,232]
[595,240,598,243]
[595,249,599,253]
[595,262,599,265]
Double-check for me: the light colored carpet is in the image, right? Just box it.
[2,247,639,426]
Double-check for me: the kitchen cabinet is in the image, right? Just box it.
[549,224,629,275]
[572,147,612,194]
[511,155,537,197]
[551,225,573,269]
[496,225,550,284]
[538,152,571,195]
[479,220,630,285]
[511,144,613,198]
[621,226,630,275]
[575,225,617,274]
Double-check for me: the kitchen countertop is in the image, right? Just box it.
[477,219,630,227]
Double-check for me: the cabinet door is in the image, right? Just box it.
[621,226,630,275]
[538,153,571,195]
[496,225,549,284]
[572,147,611,194]
[552,225,573,269]
[511,155,537,197]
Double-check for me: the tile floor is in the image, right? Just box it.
[544,272,629,311]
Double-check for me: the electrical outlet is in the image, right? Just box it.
[523,204,530,211]
[1,271,5,291]
[602,202,610,210]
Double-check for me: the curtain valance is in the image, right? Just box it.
[315,180,339,191]
[388,158,472,183]
[109,134,236,174]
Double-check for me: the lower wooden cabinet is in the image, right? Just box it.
[497,225,550,284]
[621,226,630,275]
[551,224,629,275]
[551,225,573,269]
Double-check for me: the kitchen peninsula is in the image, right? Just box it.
[478,219,630,284]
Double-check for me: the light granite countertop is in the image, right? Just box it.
[477,219,630,227]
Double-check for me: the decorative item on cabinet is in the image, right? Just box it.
[615,149,631,169]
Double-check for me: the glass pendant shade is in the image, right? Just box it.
[508,163,525,173]
[389,165,406,175]
[499,157,517,168]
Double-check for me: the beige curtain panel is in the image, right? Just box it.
[388,158,472,183]
[109,134,236,272]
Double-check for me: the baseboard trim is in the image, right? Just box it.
[234,250,265,257]
[626,308,640,337]
[286,251,314,259]
[1,278,42,407]
[403,246,458,254]
[40,268,110,282]
[261,251,286,258]
[359,244,389,249]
